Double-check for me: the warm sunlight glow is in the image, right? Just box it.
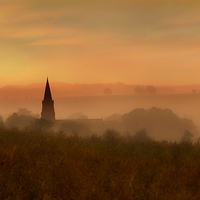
[0,0,200,86]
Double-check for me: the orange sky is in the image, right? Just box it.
[1,0,200,86]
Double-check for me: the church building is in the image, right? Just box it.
[40,78,119,134]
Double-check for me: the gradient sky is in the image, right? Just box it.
[1,0,200,86]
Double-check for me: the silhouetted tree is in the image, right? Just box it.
[102,129,120,141]
[17,108,39,118]
[0,115,4,129]
[105,113,122,123]
[192,89,197,94]
[5,113,35,130]
[59,121,92,137]
[146,86,157,94]
[121,107,198,141]
[104,87,112,95]
[134,87,145,95]
[17,108,32,116]
[27,118,53,133]
[133,129,152,142]
[180,130,193,143]
[122,108,148,132]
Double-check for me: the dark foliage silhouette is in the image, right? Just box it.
[0,115,4,129]
[181,130,193,143]
[104,87,112,95]
[122,107,198,141]
[5,113,35,130]
[134,86,145,95]
[102,129,120,141]
[146,86,157,94]
[105,113,122,123]
[27,118,53,133]
[133,129,152,142]
[17,108,39,118]
[2,129,200,199]
[58,121,92,137]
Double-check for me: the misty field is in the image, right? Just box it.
[1,129,200,200]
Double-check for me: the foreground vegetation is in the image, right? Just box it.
[1,129,200,200]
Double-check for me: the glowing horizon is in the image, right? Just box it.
[1,0,200,87]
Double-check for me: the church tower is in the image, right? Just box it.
[41,78,55,121]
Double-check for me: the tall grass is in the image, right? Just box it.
[1,129,200,199]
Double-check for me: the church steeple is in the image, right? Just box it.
[43,78,53,101]
[41,78,55,121]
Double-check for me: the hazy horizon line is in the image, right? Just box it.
[2,82,200,88]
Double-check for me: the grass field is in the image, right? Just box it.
[1,129,200,200]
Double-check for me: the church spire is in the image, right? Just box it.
[41,78,55,121]
[43,78,53,101]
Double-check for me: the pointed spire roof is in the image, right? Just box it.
[43,78,53,101]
